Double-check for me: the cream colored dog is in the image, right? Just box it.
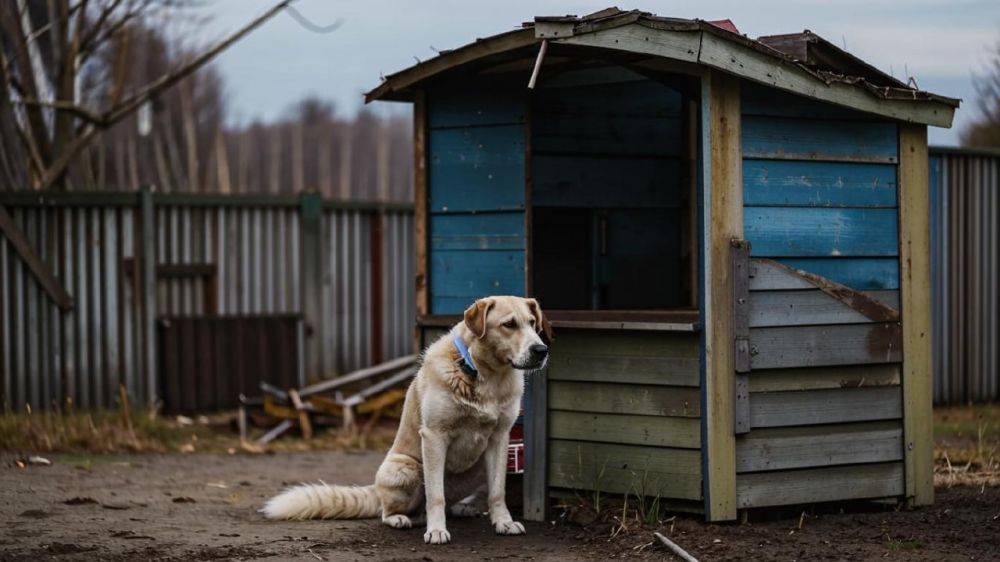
[262,296,550,545]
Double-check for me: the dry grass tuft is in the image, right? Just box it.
[0,395,396,455]
[934,404,1000,488]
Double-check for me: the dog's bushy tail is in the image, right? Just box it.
[261,482,380,520]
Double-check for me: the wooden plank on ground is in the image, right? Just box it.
[549,411,700,449]
[548,380,699,417]
[749,323,902,369]
[736,462,904,508]
[750,386,902,428]
[749,364,901,392]
[736,420,903,472]
[548,440,702,501]
[898,123,934,506]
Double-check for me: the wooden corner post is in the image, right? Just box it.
[413,89,429,341]
[701,70,742,522]
[898,124,933,506]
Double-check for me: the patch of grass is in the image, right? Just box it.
[886,538,923,551]
[934,404,999,488]
[0,401,397,455]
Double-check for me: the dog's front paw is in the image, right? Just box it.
[424,527,451,544]
[494,520,526,535]
[382,514,413,529]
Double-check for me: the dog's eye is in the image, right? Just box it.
[503,319,517,329]
[528,318,536,327]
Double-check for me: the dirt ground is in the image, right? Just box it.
[1,451,997,561]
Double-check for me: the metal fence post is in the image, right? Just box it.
[370,210,384,365]
[139,186,158,407]
[299,191,323,380]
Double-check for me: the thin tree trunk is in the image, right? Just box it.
[215,130,232,194]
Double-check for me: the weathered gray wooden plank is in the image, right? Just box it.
[549,411,700,449]
[548,440,702,501]
[523,363,548,522]
[546,354,699,387]
[546,329,700,358]
[750,323,902,369]
[749,364,901,392]
[549,381,700,417]
[736,421,903,472]
[750,289,881,327]
[750,386,902,428]
[750,259,815,290]
[736,462,904,508]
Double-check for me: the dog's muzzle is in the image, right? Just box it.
[513,343,549,370]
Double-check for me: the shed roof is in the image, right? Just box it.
[365,7,958,127]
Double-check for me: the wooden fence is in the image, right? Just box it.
[0,189,414,411]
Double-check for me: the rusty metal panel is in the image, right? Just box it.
[157,314,303,413]
[929,148,1000,404]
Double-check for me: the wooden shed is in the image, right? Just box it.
[365,8,958,521]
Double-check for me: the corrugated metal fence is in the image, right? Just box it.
[930,147,1000,404]
[0,190,414,411]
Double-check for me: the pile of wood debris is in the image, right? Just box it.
[238,355,417,445]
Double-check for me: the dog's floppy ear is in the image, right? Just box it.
[463,298,495,339]
[526,298,554,343]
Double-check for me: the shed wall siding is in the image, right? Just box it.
[737,85,904,508]
[545,329,703,504]
[427,81,526,314]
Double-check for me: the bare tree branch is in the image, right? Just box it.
[34,0,295,191]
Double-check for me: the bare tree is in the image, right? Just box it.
[962,38,1000,148]
[0,0,292,190]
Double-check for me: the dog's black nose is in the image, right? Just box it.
[529,344,548,358]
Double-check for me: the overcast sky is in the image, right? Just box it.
[197,0,1000,146]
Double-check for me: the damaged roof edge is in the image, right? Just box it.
[364,28,537,103]
[364,11,958,127]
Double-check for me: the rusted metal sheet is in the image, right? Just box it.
[0,192,415,411]
[929,148,1000,404]
[157,315,303,413]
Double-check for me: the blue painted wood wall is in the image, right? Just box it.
[741,84,900,290]
[427,79,527,314]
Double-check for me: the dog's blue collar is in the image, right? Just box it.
[452,335,479,378]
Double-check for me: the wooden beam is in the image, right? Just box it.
[551,24,954,127]
[523,366,548,521]
[701,70,742,522]
[898,123,934,506]
[413,90,429,319]
[697,33,954,128]
[365,28,538,102]
[0,205,72,310]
